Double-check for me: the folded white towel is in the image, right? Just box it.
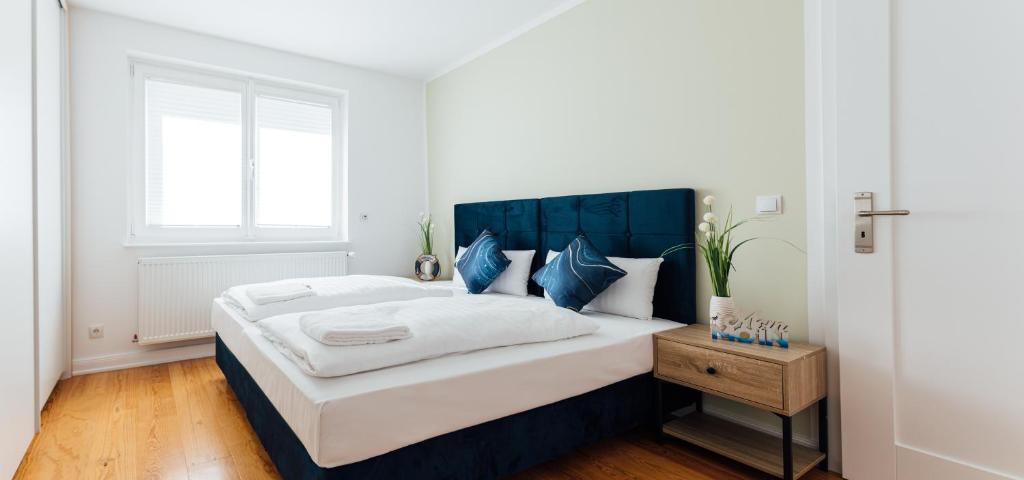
[222,275,454,322]
[299,305,411,346]
[258,295,600,378]
[246,282,314,305]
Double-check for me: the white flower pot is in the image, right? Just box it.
[709,296,737,339]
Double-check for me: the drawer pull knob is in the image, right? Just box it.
[706,367,716,375]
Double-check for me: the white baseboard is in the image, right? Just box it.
[701,402,818,449]
[897,445,1015,480]
[72,341,214,375]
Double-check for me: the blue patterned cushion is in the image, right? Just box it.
[456,230,511,294]
[532,235,627,311]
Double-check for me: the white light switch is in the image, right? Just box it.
[756,195,782,214]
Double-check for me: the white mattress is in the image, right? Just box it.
[212,289,682,468]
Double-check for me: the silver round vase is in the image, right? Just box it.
[414,254,440,281]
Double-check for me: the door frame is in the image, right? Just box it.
[806,0,898,477]
[804,0,842,473]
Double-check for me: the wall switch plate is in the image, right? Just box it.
[756,195,782,215]
[89,324,104,339]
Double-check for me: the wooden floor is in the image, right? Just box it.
[16,357,842,480]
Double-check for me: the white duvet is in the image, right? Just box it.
[221,275,452,321]
[257,294,600,377]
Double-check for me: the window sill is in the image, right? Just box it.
[123,239,351,249]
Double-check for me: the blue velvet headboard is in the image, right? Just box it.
[453,188,696,324]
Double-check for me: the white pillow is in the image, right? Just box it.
[454,247,535,296]
[543,250,664,320]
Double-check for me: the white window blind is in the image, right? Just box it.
[129,60,345,244]
[145,80,243,227]
[255,95,333,228]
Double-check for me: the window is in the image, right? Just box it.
[129,60,345,243]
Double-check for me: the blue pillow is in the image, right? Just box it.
[532,236,627,311]
[455,230,511,294]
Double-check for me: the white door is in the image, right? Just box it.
[824,0,1024,478]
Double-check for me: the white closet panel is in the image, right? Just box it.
[36,0,67,410]
[0,0,42,476]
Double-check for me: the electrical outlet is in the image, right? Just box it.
[89,324,104,339]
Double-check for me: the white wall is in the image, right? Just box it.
[427,0,811,442]
[37,0,66,408]
[0,0,42,475]
[69,9,427,372]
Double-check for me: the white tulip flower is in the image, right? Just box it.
[703,212,717,223]
[705,231,712,240]
[698,222,710,233]
[703,195,715,206]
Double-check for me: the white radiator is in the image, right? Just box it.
[137,251,348,345]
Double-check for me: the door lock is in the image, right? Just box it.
[855,192,910,253]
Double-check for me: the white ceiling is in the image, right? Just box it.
[68,0,581,80]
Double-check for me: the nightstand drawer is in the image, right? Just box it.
[656,339,784,409]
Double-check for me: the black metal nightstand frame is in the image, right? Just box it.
[655,379,828,480]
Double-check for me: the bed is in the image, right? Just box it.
[215,188,697,479]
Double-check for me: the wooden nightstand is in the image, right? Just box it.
[654,324,827,480]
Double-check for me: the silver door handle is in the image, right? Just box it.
[857,209,910,217]
[854,192,909,253]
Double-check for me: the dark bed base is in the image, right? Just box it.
[216,335,656,480]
